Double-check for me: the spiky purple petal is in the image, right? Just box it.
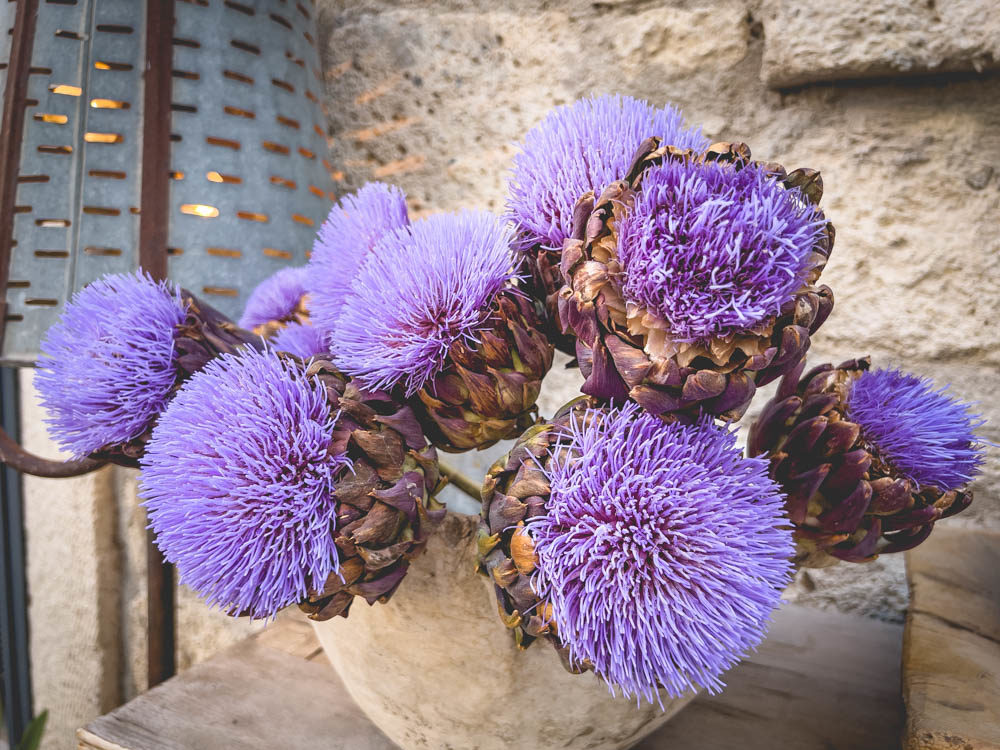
[140,348,348,619]
[272,322,329,360]
[237,267,309,331]
[507,94,708,253]
[528,403,793,703]
[617,159,827,343]
[36,271,186,457]
[307,182,410,335]
[334,210,518,395]
[847,367,985,491]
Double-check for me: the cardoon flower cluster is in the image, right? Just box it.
[37,271,186,458]
[141,348,346,617]
[27,91,988,718]
[480,401,793,702]
[616,158,827,345]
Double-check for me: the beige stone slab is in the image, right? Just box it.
[903,526,1000,750]
[760,0,1000,88]
[80,603,902,749]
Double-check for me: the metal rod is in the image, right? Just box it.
[439,460,482,503]
[140,0,177,689]
[0,367,33,745]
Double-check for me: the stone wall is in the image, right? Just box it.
[20,1,1000,746]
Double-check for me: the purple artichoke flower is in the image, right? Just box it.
[847,367,985,491]
[237,266,309,332]
[272,322,329,360]
[333,210,518,396]
[616,158,828,345]
[307,182,410,336]
[140,347,349,619]
[36,271,187,458]
[529,403,793,702]
[507,94,708,253]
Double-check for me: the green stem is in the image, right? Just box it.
[439,460,482,503]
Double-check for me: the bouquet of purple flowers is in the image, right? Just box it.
[35,94,985,708]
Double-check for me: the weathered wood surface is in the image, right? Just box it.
[79,603,902,750]
[903,527,1000,750]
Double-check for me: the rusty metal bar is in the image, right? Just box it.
[140,0,176,689]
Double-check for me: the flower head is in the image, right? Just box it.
[334,210,518,395]
[238,267,309,331]
[140,348,348,619]
[528,403,793,702]
[507,94,708,253]
[616,158,827,344]
[847,367,985,491]
[272,322,329,360]
[36,271,187,457]
[307,182,410,335]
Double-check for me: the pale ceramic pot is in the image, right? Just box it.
[311,511,697,750]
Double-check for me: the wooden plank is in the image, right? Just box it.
[641,604,903,749]
[903,527,1000,750]
[80,603,902,750]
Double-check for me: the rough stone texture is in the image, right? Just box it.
[902,526,1000,750]
[316,0,1000,625]
[761,0,1000,88]
[313,512,698,750]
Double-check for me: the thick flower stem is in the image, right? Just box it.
[439,460,482,503]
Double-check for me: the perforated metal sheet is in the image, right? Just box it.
[0,0,331,364]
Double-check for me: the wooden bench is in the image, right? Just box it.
[78,601,904,750]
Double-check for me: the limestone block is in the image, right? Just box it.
[761,0,1000,88]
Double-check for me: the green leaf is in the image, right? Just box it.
[16,709,48,750]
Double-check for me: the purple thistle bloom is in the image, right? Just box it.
[528,403,793,703]
[334,210,518,395]
[307,182,410,336]
[36,271,186,458]
[272,322,329,360]
[847,367,985,492]
[507,94,708,253]
[140,348,349,619]
[238,266,309,331]
[617,158,827,343]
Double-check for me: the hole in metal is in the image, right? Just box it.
[207,171,242,184]
[25,299,59,306]
[270,13,292,29]
[29,66,52,74]
[223,105,255,119]
[96,24,133,34]
[89,169,126,179]
[276,114,299,129]
[230,39,260,54]
[270,175,296,189]
[236,211,268,223]
[55,30,84,41]
[307,184,324,198]
[12,206,30,214]
[167,247,184,255]
[171,103,197,113]
[173,36,200,48]
[90,98,129,109]
[263,247,292,259]
[49,84,81,96]
[172,69,199,80]
[35,218,71,227]
[181,204,219,218]
[170,171,184,180]
[94,60,133,71]
[305,89,318,103]
[203,286,239,297]
[84,132,123,144]
[223,70,254,85]
[37,144,72,154]
[84,246,122,256]
[224,0,254,14]
[83,206,120,216]
[292,214,314,227]
[206,136,240,150]
[34,249,69,258]
[298,147,315,159]
[207,247,242,258]
[18,175,50,183]
[262,141,289,155]
[271,78,294,93]
[7,281,29,288]
[33,113,68,123]
[5,315,23,322]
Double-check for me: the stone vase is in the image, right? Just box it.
[311,511,697,750]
